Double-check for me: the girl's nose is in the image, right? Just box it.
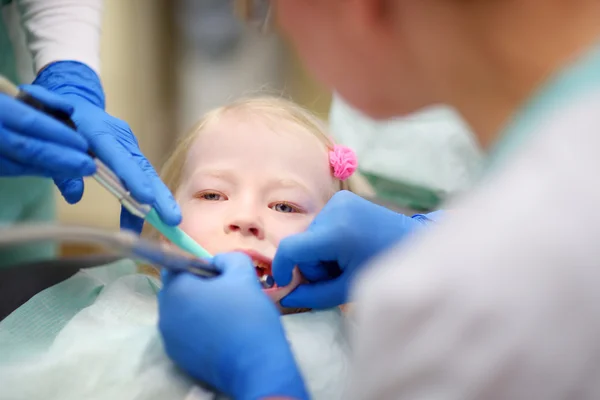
[225,216,265,239]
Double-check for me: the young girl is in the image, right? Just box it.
[142,96,362,313]
[0,96,363,400]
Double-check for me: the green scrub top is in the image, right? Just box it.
[0,3,57,267]
[488,42,600,168]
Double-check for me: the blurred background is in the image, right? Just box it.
[57,0,332,240]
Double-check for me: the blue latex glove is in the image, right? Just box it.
[0,85,95,178]
[273,190,439,309]
[159,253,309,400]
[34,61,181,233]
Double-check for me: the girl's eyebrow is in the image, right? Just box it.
[266,178,313,197]
[190,168,236,183]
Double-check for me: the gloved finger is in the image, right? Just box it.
[0,157,48,177]
[120,206,145,234]
[272,227,345,286]
[0,157,89,180]
[136,156,181,226]
[53,177,85,204]
[279,276,348,309]
[89,133,154,204]
[212,252,257,281]
[0,94,87,150]
[0,126,96,176]
[295,262,328,282]
[159,271,204,305]
[160,269,176,287]
[19,84,75,115]
[295,261,341,282]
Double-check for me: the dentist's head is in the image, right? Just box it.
[271,0,600,148]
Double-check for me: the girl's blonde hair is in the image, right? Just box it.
[142,96,359,242]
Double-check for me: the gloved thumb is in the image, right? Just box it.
[293,262,332,282]
[54,177,84,204]
[212,252,257,281]
[279,276,347,309]
[273,227,345,286]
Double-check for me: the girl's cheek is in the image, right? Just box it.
[270,217,313,246]
[178,207,213,238]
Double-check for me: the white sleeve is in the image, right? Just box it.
[15,0,103,74]
[345,93,600,400]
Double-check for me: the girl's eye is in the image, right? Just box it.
[197,192,226,201]
[271,202,300,213]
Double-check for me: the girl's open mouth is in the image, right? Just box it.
[236,249,302,303]
[253,259,277,290]
[234,249,278,291]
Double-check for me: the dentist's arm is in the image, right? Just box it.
[16,0,181,233]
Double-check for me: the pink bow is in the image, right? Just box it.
[329,144,358,181]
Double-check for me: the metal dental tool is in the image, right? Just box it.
[0,224,216,277]
[0,224,275,289]
[259,274,275,289]
[1,74,215,261]
[0,76,152,220]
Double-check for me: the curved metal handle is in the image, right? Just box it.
[0,224,219,278]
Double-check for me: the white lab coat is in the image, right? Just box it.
[1,0,102,83]
[347,60,600,397]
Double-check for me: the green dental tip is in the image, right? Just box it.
[145,208,212,259]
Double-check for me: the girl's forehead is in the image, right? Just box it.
[191,112,328,157]
[182,112,334,186]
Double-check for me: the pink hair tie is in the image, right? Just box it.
[329,144,357,181]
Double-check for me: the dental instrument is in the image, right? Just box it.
[0,224,274,289]
[259,273,275,289]
[0,75,211,260]
[0,224,216,277]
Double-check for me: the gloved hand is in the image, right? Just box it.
[273,190,439,309]
[34,61,181,233]
[0,85,95,178]
[159,253,309,400]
